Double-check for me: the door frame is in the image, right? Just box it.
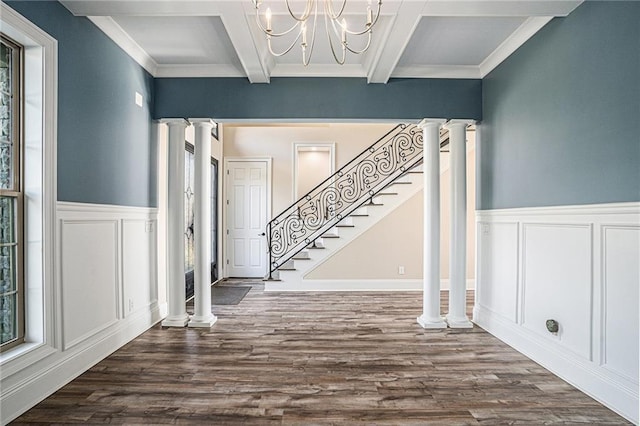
[292,142,335,202]
[223,157,272,279]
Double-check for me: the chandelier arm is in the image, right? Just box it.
[302,1,319,66]
[325,12,346,65]
[343,1,382,36]
[285,0,315,22]
[324,0,347,20]
[267,29,304,57]
[254,10,301,37]
[345,31,372,54]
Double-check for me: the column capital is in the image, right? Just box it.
[189,118,217,129]
[159,118,190,128]
[417,118,447,129]
[444,119,475,130]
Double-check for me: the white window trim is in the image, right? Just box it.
[0,2,57,369]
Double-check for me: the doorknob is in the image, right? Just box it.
[259,232,266,236]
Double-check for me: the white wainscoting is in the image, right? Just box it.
[474,202,639,424]
[0,202,161,424]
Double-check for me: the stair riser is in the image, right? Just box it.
[275,171,425,287]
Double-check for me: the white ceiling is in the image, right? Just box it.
[60,0,583,83]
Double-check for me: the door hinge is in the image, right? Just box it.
[226,229,229,235]
[226,200,229,205]
[226,169,229,175]
[226,259,229,265]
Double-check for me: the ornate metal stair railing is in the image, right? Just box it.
[267,123,423,276]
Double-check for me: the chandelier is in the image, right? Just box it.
[251,0,382,65]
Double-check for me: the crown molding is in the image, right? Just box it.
[155,64,245,78]
[270,63,367,78]
[392,65,481,79]
[87,16,158,76]
[479,16,553,77]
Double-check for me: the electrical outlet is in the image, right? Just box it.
[398,266,405,275]
[135,91,143,107]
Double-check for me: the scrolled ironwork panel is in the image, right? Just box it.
[267,124,423,271]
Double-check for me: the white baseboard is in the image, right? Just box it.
[474,305,638,423]
[265,278,475,292]
[1,303,161,424]
[158,302,168,319]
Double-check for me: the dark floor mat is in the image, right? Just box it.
[211,286,251,305]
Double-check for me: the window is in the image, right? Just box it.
[184,142,218,301]
[185,142,195,299]
[0,34,23,352]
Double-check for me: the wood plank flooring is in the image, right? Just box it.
[13,281,629,425]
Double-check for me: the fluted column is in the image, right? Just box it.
[188,119,217,328]
[417,118,447,329]
[444,120,474,328]
[161,119,190,327]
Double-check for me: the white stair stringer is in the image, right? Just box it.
[265,170,424,291]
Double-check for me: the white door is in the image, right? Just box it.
[226,160,268,277]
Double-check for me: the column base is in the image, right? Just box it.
[417,315,447,329]
[188,314,218,328]
[446,315,474,329]
[162,313,190,328]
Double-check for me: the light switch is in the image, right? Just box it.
[135,92,143,107]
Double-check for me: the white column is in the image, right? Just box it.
[161,119,190,327]
[444,120,474,328]
[188,119,218,328]
[417,118,447,329]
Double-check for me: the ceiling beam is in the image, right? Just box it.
[219,3,271,83]
[367,1,424,84]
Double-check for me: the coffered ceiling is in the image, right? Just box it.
[60,0,582,83]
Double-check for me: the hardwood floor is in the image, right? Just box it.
[13,281,629,425]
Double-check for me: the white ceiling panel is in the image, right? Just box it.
[398,16,527,67]
[113,16,242,67]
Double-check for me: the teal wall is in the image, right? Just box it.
[479,1,640,209]
[6,1,157,208]
[154,77,482,121]
[154,78,482,120]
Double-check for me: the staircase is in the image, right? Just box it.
[265,123,448,291]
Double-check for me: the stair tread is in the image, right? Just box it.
[336,224,355,228]
[407,171,423,174]
[377,192,398,195]
[367,202,383,206]
[322,235,340,238]
[389,181,412,185]
[308,246,325,249]
[350,213,369,217]
[277,267,296,271]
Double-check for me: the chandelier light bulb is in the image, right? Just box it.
[341,18,347,44]
[265,7,272,32]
